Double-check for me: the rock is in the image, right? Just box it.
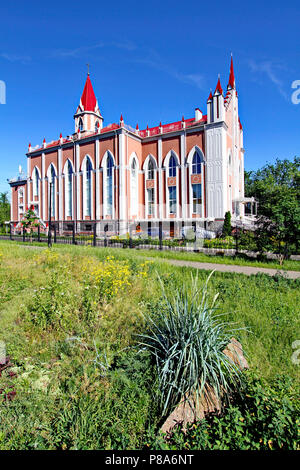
[160,337,248,435]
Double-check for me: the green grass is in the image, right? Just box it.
[6,238,300,271]
[0,241,299,450]
[133,247,300,271]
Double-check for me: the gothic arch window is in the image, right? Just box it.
[192,152,202,174]
[65,160,73,217]
[84,157,93,217]
[106,154,114,216]
[169,155,177,177]
[78,118,83,132]
[32,167,40,197]
[130,158,138,216]
[147,159,155,180]
[95,120,99,133]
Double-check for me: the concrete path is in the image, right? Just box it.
[148,258,300,279]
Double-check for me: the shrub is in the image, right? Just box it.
[160,372,300,450]
[138,271,244,416]
[222,211,232,237]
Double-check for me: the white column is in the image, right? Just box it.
[27,157,31,207]
[95,139,100,220]
[58,148,63,221]
[75,144,80,220]
[180,133,186,219]
[42,153,45,220]
[118,132,126,231]
[158,138,163,219]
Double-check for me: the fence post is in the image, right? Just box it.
[235,226,239,256]
[93,223,96,247]
[48,223,52,248]
[38,224,40,242]
[159,221,163,250]
[54,224,57,244]
[23,227,25,243]
[10,223,12,240]
[72,222,76,245]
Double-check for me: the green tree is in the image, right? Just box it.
[0,192,10,232]
[222,211,232,237]
[245,157,300,256]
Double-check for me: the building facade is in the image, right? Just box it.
[9,56,245,236]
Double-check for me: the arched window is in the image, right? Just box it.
[78,118,83,132]
[49,164,56,218]
[148,159,154,180]
[131,158,138,216]
[33,167,40,197]
[106,155,114,216]
[65,160,73,217]
[192,152,202,174]
[95,120,99,133]
[84,157,93,217]
[169,155,177,177]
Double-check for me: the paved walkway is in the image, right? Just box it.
[148,258,300,279]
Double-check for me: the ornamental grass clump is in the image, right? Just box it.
[138,271,244,416]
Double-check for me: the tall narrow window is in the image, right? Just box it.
[106,155,113,216]
[78,118,83,132]
[50,165,56,218]
[148,159,154,180]
[131,159,138,216]
[95,120,99,133]
[192,183,202,214]
[85,158,92,216]
[66,161,73,217]
[168,186,177,214]
[33,167,39,197]
[192,152,202,174]
[147,187,154,216]
[169,155,177,177]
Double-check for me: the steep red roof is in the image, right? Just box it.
[228,55,235,89]
[214,77,223,95]
[81,74,97,111]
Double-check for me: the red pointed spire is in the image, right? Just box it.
[159,121,162,127]
[120,113,123,122]
[136,123,139,130]
[43,138,46,143]
[182,116,184,122]
[228,55,235,89]
[59,132,62,138]
[80,74,97,111]
[214,77,223,95]
[146,124,149,130]
[207,90,213,102]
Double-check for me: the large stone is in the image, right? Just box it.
[160,337,248,434]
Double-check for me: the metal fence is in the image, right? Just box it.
[1,221,299,260]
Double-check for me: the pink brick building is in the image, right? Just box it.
[9,56,245,236]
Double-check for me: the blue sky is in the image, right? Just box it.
[0,0,299,196]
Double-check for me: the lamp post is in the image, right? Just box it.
[48,180,52,248]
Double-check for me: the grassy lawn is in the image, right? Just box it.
[5,239,300,271]
[0,241,299,450]
[132,247,300,271]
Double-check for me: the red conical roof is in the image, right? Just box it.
[228,55,235,89]
[207,90,213,102]
[81,74,97,111]
[214,77,223,95]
